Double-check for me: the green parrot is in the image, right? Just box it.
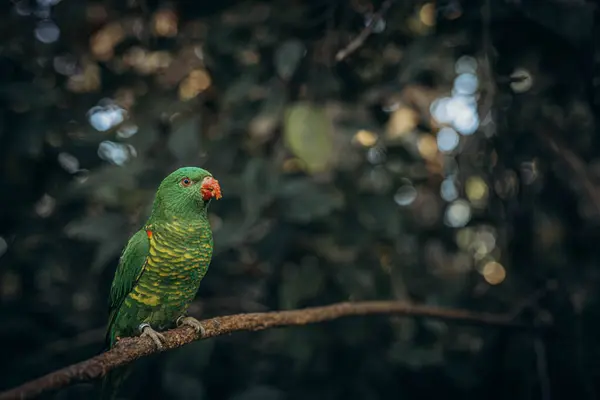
[101,167,222,399]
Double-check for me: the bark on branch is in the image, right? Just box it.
[0,300,539,400]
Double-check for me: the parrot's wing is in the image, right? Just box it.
[106,229,150,346]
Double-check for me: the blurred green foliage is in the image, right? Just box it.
[0,0,599,400]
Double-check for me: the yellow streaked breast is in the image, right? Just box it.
[130,290,161,306]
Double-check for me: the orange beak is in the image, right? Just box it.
[201,176,222,201]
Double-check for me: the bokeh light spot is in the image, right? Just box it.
[419,3,435,27]
[430,97,453,124]
[35,194,56,218]
[53,55,78,76]
[57,152,80,173]
[447,96,479,135]
[386,107,418,138]
[394,184,418,206]
[116,124,138,139]
[97,141,131,166]
[453,73,478,96]
[465,176,488,204]
[418,135,438,160]
[437,127,460,153]
[510,68,533,93]
[88,104,126,132]
[367,146,387,164]
[353,130,378,147]
[455,55,478,74]
[445,199,471,227]
[440,178,458,202]
[15,1,32,16]
[365,14,386,33]
[34,20,60,44]
[481,261,506,285]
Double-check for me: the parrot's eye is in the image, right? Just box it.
[180,177,192,187]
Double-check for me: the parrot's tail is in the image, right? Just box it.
[101,366,132,400]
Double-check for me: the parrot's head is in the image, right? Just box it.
[152,167,222,220]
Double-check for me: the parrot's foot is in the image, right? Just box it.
[138,323,167,350]
[176,316,206,337]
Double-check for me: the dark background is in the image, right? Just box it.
[1,0,599,399]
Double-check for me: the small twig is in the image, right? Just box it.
[0,300,540,400]
[478,0,496,123]
[507,280,557,320]
[535,127,600,219]
[335,0,395,62]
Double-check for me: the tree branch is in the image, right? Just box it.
[0,300,540,400]
[335,0,395,62]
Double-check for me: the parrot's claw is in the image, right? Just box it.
[176,316,206,337]
[138,323,167,350]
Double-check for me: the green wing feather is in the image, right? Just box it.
[105,229,150,348]
[102,229,150,400]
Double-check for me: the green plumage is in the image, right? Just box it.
[101,167,220,399]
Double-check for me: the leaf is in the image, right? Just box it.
[64,213,124,243]
[63,213,131,272]
[221,74,259,109]
[357,195,403,239]
[279,258,324,310]
[283,102,334,174]
[241,158,278,216]
[333,267,377,299]
[274,39,305,80]
[249,79,288,141]
[277,178,343,223]
[168,115,201,164]
[64,160,145,205]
